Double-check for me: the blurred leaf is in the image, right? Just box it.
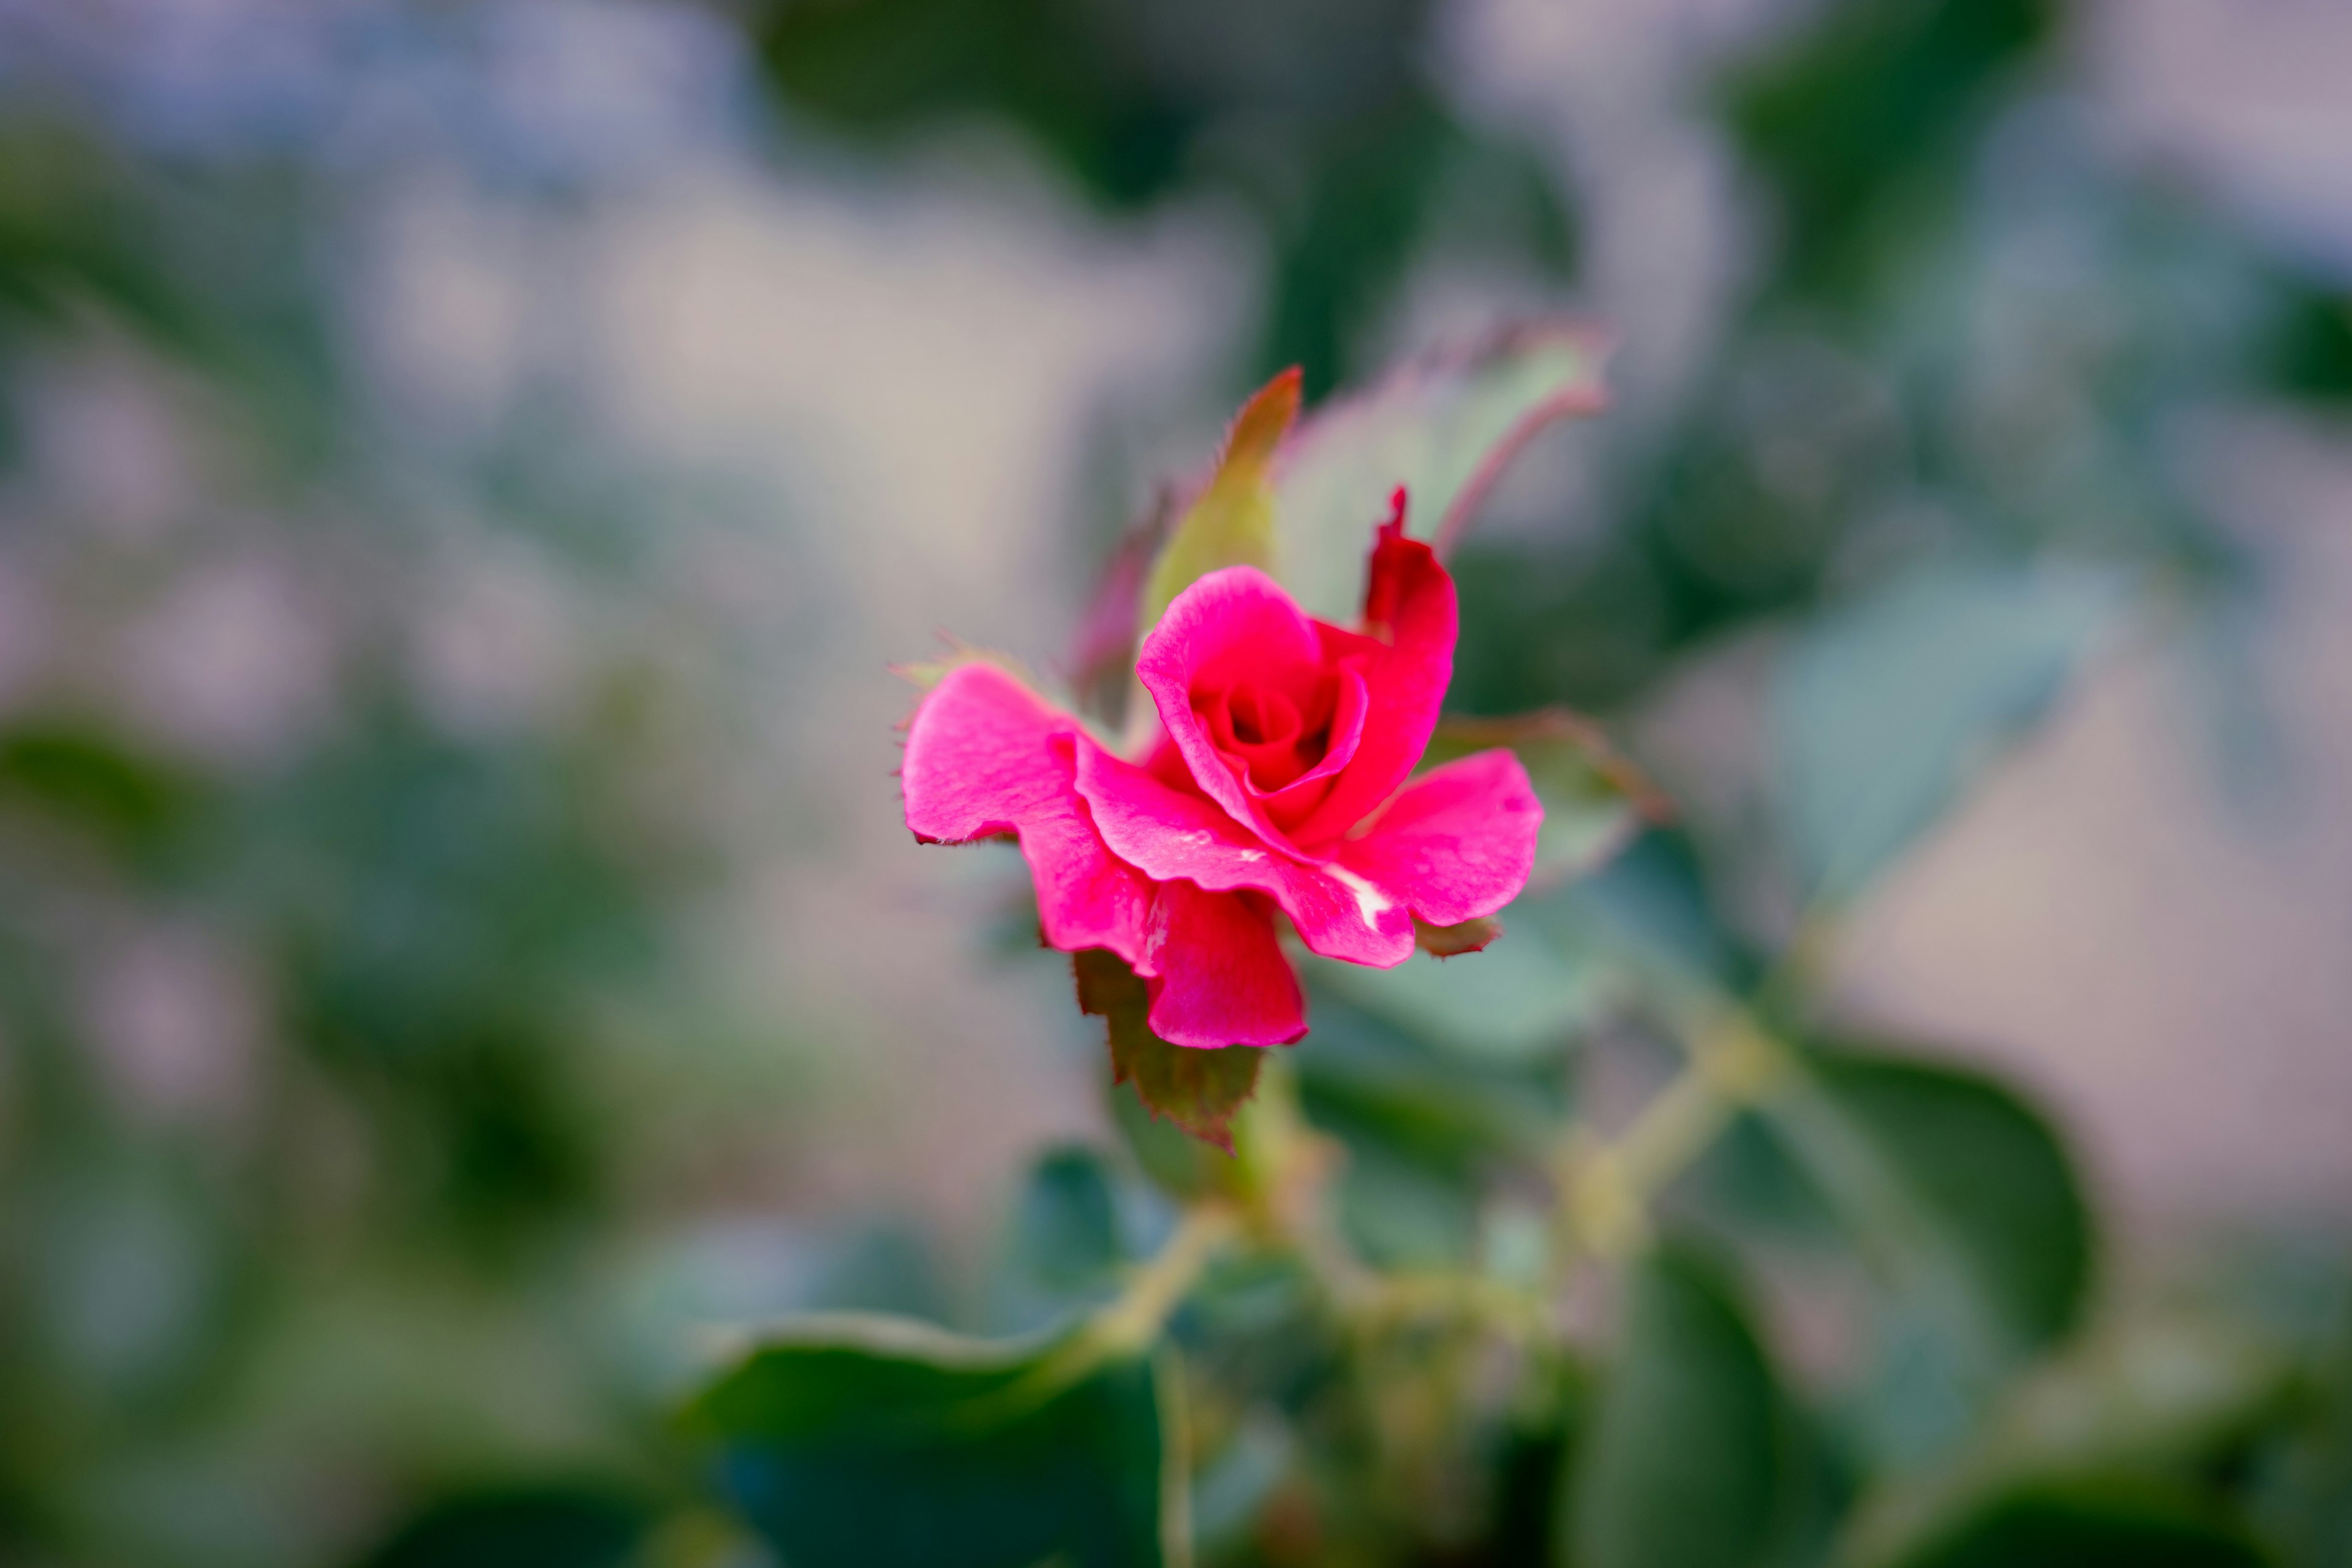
[26,1158,237,1409]
[2250,1276,2352,1568]
[1272,321,1609,622]
[1296,983,1569,1156]
[1487,1359,1588,1568]
[1417,117,1580,282]
[1110,1076,1242,1202]
[0,722,203,865]
[1687,1109,1844,1243]
[357,1485,657,1568]
[752,0,1230,208]
[1295,984,1568,1267]
[1762,1042,2093,1463]
[2264,279,2352,404]
[1077,949,1264,1154]
[1722,0,2059,295]
[682,1314,1182,1568]
[1882,1484,2266,1568]
[1423,708,1667,886]
[1844,1313,2294,1568]
[612,1218,954,1402]
[1578,829,1758,989]
[0,126,343,463]
[1314,932,1596,1065]
[749,0,1575,393]
[1338,1136,1482,1272]
[1773,557,2119,901]
[989,1146,1144,1335]
[1311,882,1618,1064]
[1566,1243,1794,1568]
[1139,369,1300,636]
[0,128,206,354]
[1256,92,1583,398]
[1189,1410,1292,1552]
[1256,88,1456,398]
[1005,1148,1123,1295]
[1813,1046,2092,1351]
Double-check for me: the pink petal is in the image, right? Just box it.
[1288,500,1459,846]
[900,663,1154,965]
[1071,735,1416,968]
[1142,883,1306,1047]
[1135,565,1365,858]
[1336,748,1542,927]
[1236,661,1368,829]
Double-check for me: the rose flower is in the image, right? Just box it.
[899,499,1540,1050]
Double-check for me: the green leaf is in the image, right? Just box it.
[1109,1076,1237,1200]
[1722,0,2059,296]
[1842,1313,2293,1568]
[1271,322,1608,622]
[1292,982,1570,1267]
[1076,949,1264,1155]
[2266,279,2352,404]
[1761,1042,2093,1464]
[2253,1289,2352,1568]
[1296,983,1571,1156]
[1578,829,1757,989]
[1308,883,1617,1065]
[1316,929,1600,1065]
[611,1218,952,1400]
[0,721,203,864]
[355,1486,657,1568]
[1005,1149,1124,1292]
[683,1314,1183,1568]
[1773,557,2118,901]
[987,1146,1136,1335]
[1566,1244,1794,1568]
[1138,369,1299,636]
[1882,1483,2266,1568]
[1422,708,1666,886]
[1812,1046,2092,1353]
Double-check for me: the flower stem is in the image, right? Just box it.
[1091,1202,1240,1357]
[1558,1003,1793,1260]
[968,1202,1238,1430]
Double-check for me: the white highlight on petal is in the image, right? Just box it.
[1327,865,1394,930]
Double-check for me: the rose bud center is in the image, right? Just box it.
[1203,669,1341,792]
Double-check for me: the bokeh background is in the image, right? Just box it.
[2,0,2350,1562]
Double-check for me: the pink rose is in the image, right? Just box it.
[899,500,1542,1049]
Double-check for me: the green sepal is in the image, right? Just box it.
[1137,368,1300,637]
[1076,949,1265,1155]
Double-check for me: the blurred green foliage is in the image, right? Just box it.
[0,13,788,1562]
[2,0,2350,1564]
[686,1314,1175,1567]
[1564,1245,1797,1568]
[756,0,1575,396]
[1446,0,2352,725]
[356,1487,659,1568]
[726,0,2352,1563]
